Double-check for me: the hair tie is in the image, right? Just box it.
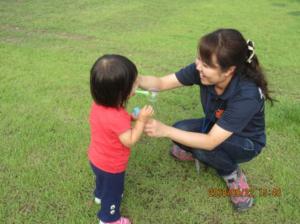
[246,40,255,63]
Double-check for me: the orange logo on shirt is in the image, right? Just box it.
[215,109,224,119]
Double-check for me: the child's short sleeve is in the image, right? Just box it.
[109,109,131,135]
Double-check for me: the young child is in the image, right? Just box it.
[88,54,154,224]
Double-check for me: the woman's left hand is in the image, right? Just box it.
[144,119,168,137]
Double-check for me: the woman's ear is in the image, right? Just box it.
[225,66,236,77]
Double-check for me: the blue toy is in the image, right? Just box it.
[132,107,141,118]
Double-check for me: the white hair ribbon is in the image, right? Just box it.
[246,40,255,63]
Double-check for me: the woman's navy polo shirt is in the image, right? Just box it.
[175,63,266,146]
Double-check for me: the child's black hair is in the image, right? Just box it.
[90,54,138,108]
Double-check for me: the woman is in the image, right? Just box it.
[139,28,274,211]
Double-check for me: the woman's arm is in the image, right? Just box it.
[144,119,232,150]
[138,73,183,91]
[119,105,154,148]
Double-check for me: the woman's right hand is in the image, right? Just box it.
[138,105,154,122]
[144,118,168,138]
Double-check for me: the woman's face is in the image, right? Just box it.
[195,55,227,86]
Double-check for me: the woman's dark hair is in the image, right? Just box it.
[90,54,138,108]
[198,28,274,104]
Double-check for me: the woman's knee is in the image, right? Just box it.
[172,118,204,132]
[173,120,189,130]
[193,149,215,161]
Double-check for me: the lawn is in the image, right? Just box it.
[0,0,300,223]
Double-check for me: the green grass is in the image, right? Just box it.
[1,0,300,223]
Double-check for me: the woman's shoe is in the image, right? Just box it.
[170,144,194,161]
[223,168,254,212]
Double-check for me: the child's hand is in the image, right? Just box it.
[138,105,154,122]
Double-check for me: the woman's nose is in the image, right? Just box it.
[195,59,202,71]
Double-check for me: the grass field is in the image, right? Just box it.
[1,0,300,223]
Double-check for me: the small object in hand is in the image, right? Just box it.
[148,89,158,103]
[132,107,140,118]
[135,89,150,95]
